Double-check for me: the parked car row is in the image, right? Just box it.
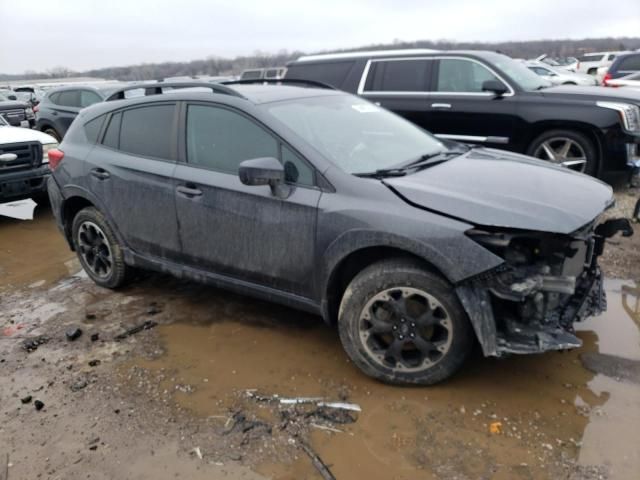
[44,77,632,385]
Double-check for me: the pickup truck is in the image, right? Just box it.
[0,115,57,202]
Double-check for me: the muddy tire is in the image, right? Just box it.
[338,259,474,385]
[527,129,598,175]
[71,207,128,289]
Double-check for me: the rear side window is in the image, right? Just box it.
[578,54,605,62]
[435,59,502,93]
[102,112,121,149]
[118,105,175,160]
[618,55,640,71]
[364,59,432,92]
[47,92,61,104]
[84,116,104,143]
[286,61,355,88]
[186,105,278,174]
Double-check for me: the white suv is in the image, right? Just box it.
[576,51,630,75]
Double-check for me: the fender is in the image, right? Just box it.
[59,184,130,251]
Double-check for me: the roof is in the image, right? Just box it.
[295,48,440,63]
[79,84,346,120]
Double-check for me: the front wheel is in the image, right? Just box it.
[527,129,598,175]
[71,207,129,289]
[338,259,474,385]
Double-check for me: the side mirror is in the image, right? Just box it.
[482,80,508,97]
[238,157,290,197]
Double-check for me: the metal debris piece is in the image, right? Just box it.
[0,198,37,220]
[114,320,158,341]
[297,438,336,480]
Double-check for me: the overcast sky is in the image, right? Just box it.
[1,0,639,74]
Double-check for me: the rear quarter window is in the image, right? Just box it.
[84,116,105,143]
[286,61,355,88]
[578,54,605,62]
[618,55,640,71]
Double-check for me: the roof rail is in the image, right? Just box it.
[104,81,245,101]
[221,78,337,90]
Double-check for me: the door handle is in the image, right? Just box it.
[90,168,110,180]
[176,185,203,197]
[431,103,451,109]
[51,111,58,116]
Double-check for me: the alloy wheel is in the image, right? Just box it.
[358,287,453,372]
[77,221,113,278]
[533,137,587,172]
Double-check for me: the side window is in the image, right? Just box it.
[119,105,175,160]
[58,90,80,107]
[48,92,61,105]
[84,116,104,143]
[436,59,502,93]
[102,112,121,149]
[186,105,278,174]
[619,55,640,71]
[79,90,102,108]
[282,145,314,186]
[365,60,432,92]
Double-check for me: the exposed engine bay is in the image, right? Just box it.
[457,217,633,356]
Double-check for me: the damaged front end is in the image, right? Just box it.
[457,217,633,357]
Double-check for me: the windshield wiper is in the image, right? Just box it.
[354,150,465,178]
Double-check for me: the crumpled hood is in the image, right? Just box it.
[383,148,613,234]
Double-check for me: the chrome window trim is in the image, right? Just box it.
[357,56,515,97]
[434,134,510,144]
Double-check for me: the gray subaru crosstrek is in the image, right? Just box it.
[47,81,631,385]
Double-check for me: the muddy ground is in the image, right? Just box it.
[0,187,639,480]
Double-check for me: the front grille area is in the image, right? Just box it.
[0,142,43,173]
[0,109,26,123]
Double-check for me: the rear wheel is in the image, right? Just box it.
[338,259,474,385]
[527,129,598,175]
[43,127,60,142]
[71,207,128,289]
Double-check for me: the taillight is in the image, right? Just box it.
[33,104,39,113]
[602,73,612,86]
[48,148,64,171]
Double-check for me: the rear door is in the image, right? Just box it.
[421,57,517,148]
[84,103,181,260]
[173,102,321,297]
[48,90,81,136]
[358,58,435,128]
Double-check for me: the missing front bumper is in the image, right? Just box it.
[456,265,606,357]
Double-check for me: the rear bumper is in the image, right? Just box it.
[46,176,66,235]
[0,166,50,202]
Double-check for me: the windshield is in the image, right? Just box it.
[487,53,552,91]
[264,95,446,174]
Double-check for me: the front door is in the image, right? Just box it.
[174,103,320,297]
[423,58,517,149]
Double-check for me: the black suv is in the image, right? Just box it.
[285,49,640,177]
[47,82,630,385]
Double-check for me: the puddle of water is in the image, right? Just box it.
[573,280,640,480]
[0,205,75,288]
[125,278,640,479]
